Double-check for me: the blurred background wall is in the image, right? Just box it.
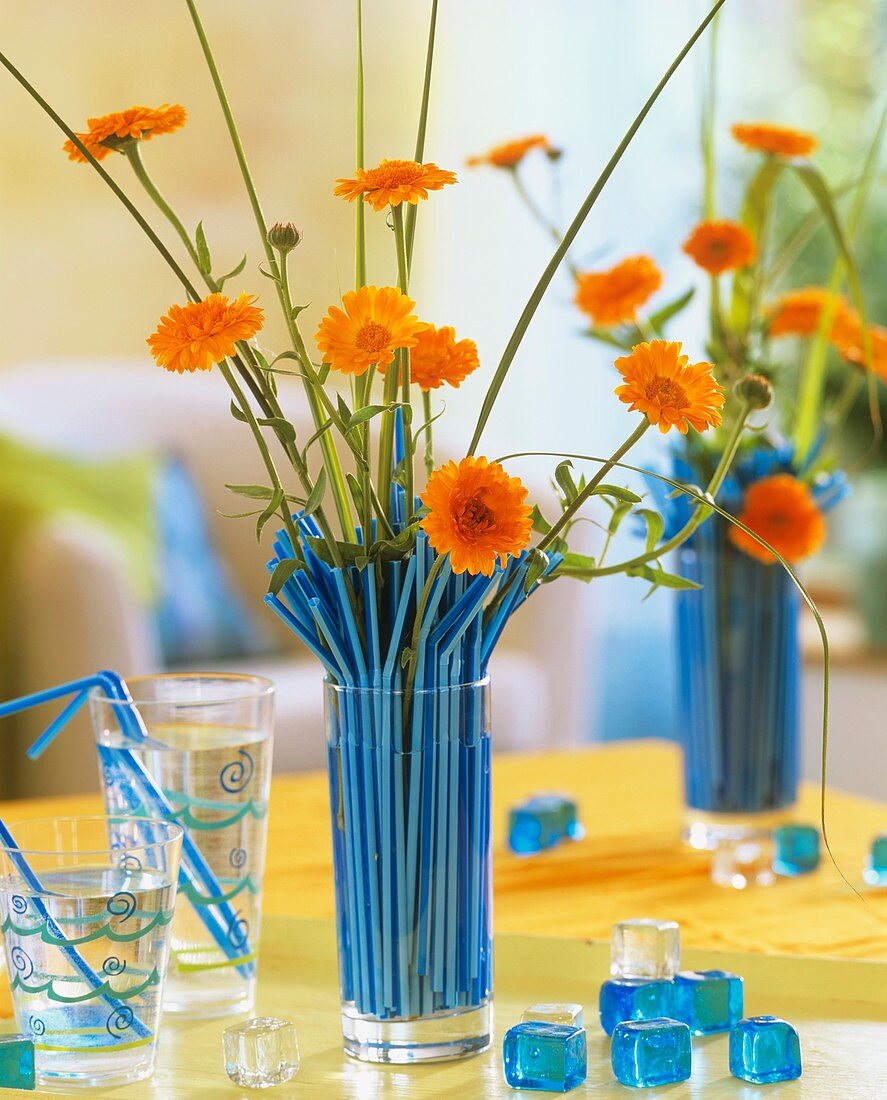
[1,1,886,800]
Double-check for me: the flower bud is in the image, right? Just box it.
[268,222,302,253]
[734,373,774,411]
[545,146,564,162]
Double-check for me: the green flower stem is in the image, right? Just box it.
[218,360,302,551]
[355,0,367,289]
[508,168,579,279]
[124,142,212,287]
[184,0,355,541]
[405,553,449,693]
[405,0,439,269]
[391,205,415,512]
[584,401,750,577]
[421,390,434,477]
[468,0,729,456]
[537,420,650,552]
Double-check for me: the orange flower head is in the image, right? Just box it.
[766,287,859,346]
[63,104,187,162]
[147,293,264,374]
[682,219,757,276]
[729,473,826,564]
[840,323,887,383]
[380,323,479,391]
[467,134,552,169]
[314,285,423,377]
[333,158,457,212]
[574,255,663,327]
[731,121,818,158]
[420,456,533,576]
[614,340,724,435]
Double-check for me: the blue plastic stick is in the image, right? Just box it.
[0,817,153,1041]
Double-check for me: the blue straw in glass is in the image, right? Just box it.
[0,816,154,1041]
[1,671,255,979]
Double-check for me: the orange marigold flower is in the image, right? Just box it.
[729,473,826,565]
[381,323,480,391]
[574,255,663,327]
[840,323,887,383]
[766,287,859,344]
[147,293,263,374]
[63,104,187,163]
[333,158,457,212]
[466,134,551,169]
[682,219,757,276]
[315,285,423,376]
[420,456,533,576]
[614,340,724,435]
[731,121,818,158]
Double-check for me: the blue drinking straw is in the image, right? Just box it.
[0,816,154,1041]
[0,671,255,979]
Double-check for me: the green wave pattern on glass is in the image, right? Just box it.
[179,873,259,907]
[122,790,268,831]
[1,910,174,946]
[11,968,160,1004]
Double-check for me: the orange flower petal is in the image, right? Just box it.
[613,340,724,435]
[729,474,826,564]
[333,159,457,211]
[64,104,187,162]
[466,134,552,169]
[574,256,662,327]
[420,457,533,576]
[731,121,818,158]
[147,292,262,374]
[379,323,480,391]
[314,285,422,377]
[682,219,756,276]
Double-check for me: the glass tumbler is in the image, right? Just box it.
[0,814,182,1089]
[91,673,274,1018]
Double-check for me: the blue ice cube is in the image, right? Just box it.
[673,969,743,1034]
[729,1016,802,1084]
[773,825,820,876]
[610,1018,691,1088]
[507,795,581,855]
[598,978,674,1036]
[0,1035,35,1091]
[864,834,887,887]
[502,1021,586,1092]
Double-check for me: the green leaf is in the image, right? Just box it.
[229,400,248,424]
[530,504,552,535]
[523,548,549,594]
[585,326,634,350]
[218,507,265,519]
[216,253,247,290]
[635,507,664,552]
[648,287,695,334]
[194,221,212,275]
[268,557,304,596]
[336,394,353,425]
[226,483,277,500]
[554,460,578,502]
[346,473,365,516]
[557,551,598,580]
[258,265,281,283]
[303,469,327,516]
[255,489,284,543]
[607,500,634,535]
[346,404,396,430]
[291,303,311,319]
[625,562,701,590]
[731,158,785,334]
[593,483,642,504]
[302,419,334,459]
[257,416,297,443]
[400,646,414,670]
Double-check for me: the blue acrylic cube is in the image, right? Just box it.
[507,795,581,855]
[773,824,820,876]
[863,834,887,887]
[730,1016,802,1084]
[0,1035,35,1091]
[673,970,743,1035]
[611,1018,691,1088]
[599,978,674,1036]
[502,1021,587,1092]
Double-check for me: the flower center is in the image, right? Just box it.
[355,321,392,354]
[645,374,688,408]
[364,160,424,189]
[455,497,495,537]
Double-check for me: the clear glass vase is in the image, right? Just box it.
[324,678,492,1064]
[676,521,800,849]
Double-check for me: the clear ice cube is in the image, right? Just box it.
[222,1016,299,1090]
[711,833,776,889]
[521,1003,584,1027]
[610,918,680,979]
